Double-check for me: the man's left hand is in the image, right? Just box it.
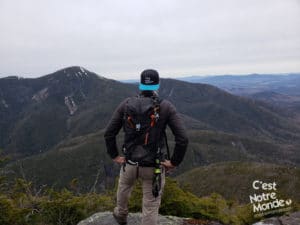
[113,156,126,164]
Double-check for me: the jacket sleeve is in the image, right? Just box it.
[104,99,126,159]
[166,102,189,166]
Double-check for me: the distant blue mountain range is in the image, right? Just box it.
[121,73,300,96]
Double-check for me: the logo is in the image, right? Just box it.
[249,180,292,218]
[144,77,154,84]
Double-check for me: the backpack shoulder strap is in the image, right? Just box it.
[151,95,161,123]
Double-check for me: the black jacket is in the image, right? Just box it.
[104,93,188,166]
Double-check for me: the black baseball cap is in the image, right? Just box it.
[139,69,160,91]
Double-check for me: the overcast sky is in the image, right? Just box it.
[0,0,299,80]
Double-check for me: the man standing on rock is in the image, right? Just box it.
[104,69,188,225]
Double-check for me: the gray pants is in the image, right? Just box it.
[114,164,166,225]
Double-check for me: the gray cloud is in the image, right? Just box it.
[0,0,299,79]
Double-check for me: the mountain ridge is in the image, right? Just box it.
[1,66,300,158]
[1,66,300,203]
[176,73,300,96]
[0,66,136,156]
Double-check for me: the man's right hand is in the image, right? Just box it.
[113,156,126,164]
[161,160,176,173]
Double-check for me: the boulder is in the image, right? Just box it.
[78,211,300,225]
[77,211,224,225]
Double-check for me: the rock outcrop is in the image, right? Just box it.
[78,211,300,225]
[77,212,224,225]
[252,211,300,225]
